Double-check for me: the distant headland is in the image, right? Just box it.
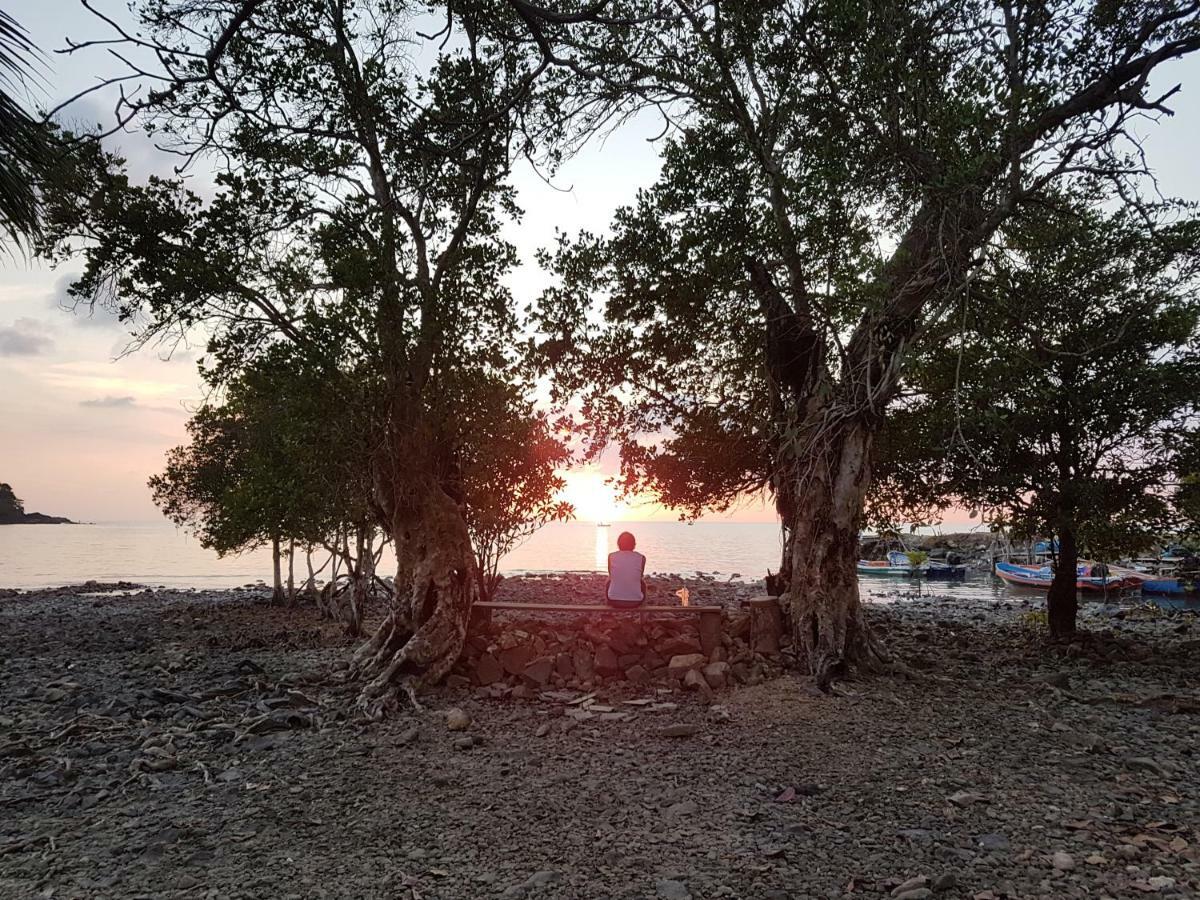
[0,482,73,525]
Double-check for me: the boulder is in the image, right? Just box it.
[554,653,575,678]
[572,647,595,680]
[702,661,730,690]
[523,657,554,686]
[667,653,707,677]
[625,664,650,684]
[659,635,703,656]
[683,668,713,698]
[500,644,534,677]
[594,646,622,676]
[445,708,471,731]
[475,653,503,686]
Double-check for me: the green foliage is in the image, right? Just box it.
[871,196,1200,560]
[537,0,1200,526]
[0,10,55,248]
[0,482,24,521]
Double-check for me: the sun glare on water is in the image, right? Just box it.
[557,467,631,524]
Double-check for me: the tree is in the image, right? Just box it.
[458,378,573,600]
[0,482,24,521]
[872,198,1200,637]
[43,0,591,700]
[150,349,378,610]
[538,1,1200,684]
[0,10,54,247]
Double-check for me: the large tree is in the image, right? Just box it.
[538,1,1200,685]
[41,0,582,701]
[872,198,1200,637]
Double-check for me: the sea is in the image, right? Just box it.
[0,519,1013,604]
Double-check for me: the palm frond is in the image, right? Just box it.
[0,10,51,247]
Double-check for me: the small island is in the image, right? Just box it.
[0,482,73,525]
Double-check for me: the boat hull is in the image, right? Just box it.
[994,561,1144,592]
[857,562,915,577]
[1142,578,1199,596]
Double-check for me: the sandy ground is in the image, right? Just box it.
[1,576,1198,900]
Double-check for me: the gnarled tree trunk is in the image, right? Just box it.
[351,477,477,703]
[779,417,888,688]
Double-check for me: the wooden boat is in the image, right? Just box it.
[924,560,968,580]
[857,550,916,577]
[994,560,1146,592]
[1141,578,1197,596]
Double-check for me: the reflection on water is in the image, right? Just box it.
[595,524,609,571]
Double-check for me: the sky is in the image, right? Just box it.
[2,3,1200,525]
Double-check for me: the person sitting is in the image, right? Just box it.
[606,531,647,608]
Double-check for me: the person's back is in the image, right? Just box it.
[607,531,646,606]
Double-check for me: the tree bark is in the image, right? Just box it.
[779,418,889,689]
[1047,525,1079,640]
[351,477,478,703]
[286,537,296,608]
[271,536,283,604]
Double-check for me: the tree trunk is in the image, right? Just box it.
[351,479,477,702]
[1047,526,1079,640]
[286,537,296,608]
[303,544,317,601]
[779,419,887,689]
[271,536,284,604]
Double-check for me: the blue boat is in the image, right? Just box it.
[1142,578,1198,596]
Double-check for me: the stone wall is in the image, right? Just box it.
[452,611,788,699]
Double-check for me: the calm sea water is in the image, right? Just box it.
[0,520,1016,604]
[0,520,791,590]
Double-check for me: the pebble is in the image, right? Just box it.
[656,880,691,900]
[1052,851,1075,871]
[445,708,471,731]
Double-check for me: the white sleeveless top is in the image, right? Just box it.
[607,550,646,601]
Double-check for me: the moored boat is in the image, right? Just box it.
[924,560,968,580]
[994,560,1146,592]
[858,550,917,577]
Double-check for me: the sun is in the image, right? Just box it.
[557,467,631,523]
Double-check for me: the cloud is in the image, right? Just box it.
[47,272,121,329]
[79,395,137,409]
[0,318,54,356]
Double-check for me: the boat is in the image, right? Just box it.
[1141,578,1198,596]
[994,560,1146,592]
[857,550,917,577]
[923,559,968,580]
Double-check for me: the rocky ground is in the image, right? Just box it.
[1,575,1198,900]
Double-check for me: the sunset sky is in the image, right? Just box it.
[2,4,1199,524]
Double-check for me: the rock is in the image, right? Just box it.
[1124,756,1166,776]
[682,668,711,696]
[445,708,471,731]
[664,800,699,819]
[397,726,419,745]
[500,643,534,676]
[523,657,554,686]
[947,791,986,807]
[1147,876,1176,891]
[892,876,928,896]
[554,653,574,678]
[524,871,561,887]
[475,653,503,686]
[534,722,550,737]
[977,833,1009,852]
[594,646,621,676]
[656,879,692,900]
[930,873,957,892]
[894,891,932,900]
[1051,851,1075,871]
[658,723,701,738]
[453,736,475,751]
[625,664,650,683]
[667,653,707,677]
[445,674,470,690]
[702,661,730,689]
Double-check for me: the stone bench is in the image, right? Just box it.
[471,601,725,655]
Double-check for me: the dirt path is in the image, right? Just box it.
[1,581,1197,899]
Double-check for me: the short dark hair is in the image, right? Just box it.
[617,531,636,551]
